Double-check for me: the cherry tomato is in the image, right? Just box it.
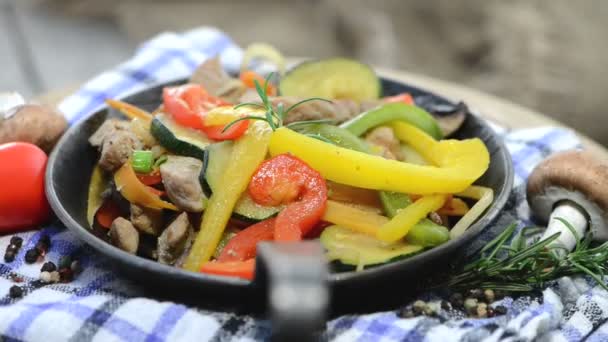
[200,259,255,280]
[248,154,328,241]
[383,93,415,105]
[217,218,275,262]
[0,142,50,232]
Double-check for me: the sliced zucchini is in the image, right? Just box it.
[203,141,282,222]
[320,225,422,269]
[150,114,212,160]
[280,58,381,101]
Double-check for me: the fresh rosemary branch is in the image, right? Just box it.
[440,219,608,292]
[223,72,333,136]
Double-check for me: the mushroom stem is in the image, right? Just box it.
[541,201,588,253]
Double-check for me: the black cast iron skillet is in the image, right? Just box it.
[46,76,513,340]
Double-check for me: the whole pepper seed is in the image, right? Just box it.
[412,300,427,314]
[70,260,82,275]
[464,298,478,315]
[58,256,71,270]
[35,235,51,256]
[50,271,60,283]
[59,268,73,282]
[398,308,416,318]
[6,244,18,253]
[469,289,485,301]
[9,285,23,298]
[25,248,40,263]
[10,236,23,248]
[4,252,15,263]
[441,300,451,311]
[41,262,57,273]
[449,292,464,308]
[487,308,495,318]
[494,305,507,316]
[423,306,436,316]
[484,289,495,303]
[476,303,488,318]
[40,271,52,283]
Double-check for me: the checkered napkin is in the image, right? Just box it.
[1,27,605,342]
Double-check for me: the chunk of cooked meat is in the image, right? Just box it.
[190,57,247,103]
[109,217,139,254]
[130,204,163,236]
[271,96,362,125]
[98,130,142,172]
[157,212,193,265]
[364,126,403,160]
[90,119,142,172]
[89,119,130,147]
[159,156,205,212]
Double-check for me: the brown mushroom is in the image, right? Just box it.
[527,150,608,252]
[157,212,193,265]
[0,102,67,152]
[109,217,140,254]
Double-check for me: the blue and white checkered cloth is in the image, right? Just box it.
[1,27,606,341]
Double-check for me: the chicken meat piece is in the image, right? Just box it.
[190,57,247,103]
[159,156,205,212]
[271,96,362,125]
[364,126,403,160]
[109,217,139,254]
[157,212,193,265]
[130,204,164,236]
[88,119,130,148]
[90,119,142,172]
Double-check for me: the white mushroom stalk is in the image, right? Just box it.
[527,150,608,255]
[0,92,25,119]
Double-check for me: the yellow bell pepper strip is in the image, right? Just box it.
[322,200,449,247]
[450,186,494,239]
[114,161,177,211]
[183,121,272,271]
[106,99,153,122]
[376,194,447,242]
[268,125,489,194]
[87,165,109,226]
[204,105,265,126]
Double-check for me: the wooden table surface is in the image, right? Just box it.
[37,65,608,159]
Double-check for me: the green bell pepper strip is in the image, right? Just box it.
[340,102,443,140]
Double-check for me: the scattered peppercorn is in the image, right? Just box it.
[398,308,415,319]
[10,236,23,248]
[58,256,71,270]
[35,235,51,256]
[24,248,40,263]
[449,292,464,308]
[9,273,24,283]
[494,290,505,300]
[494,305,507,316]
[464,298,478,315]
[9,285,23,298]
[412,300,427,315]
[484,289,495,303]
[50,271,60,283]
[59,268,73,282]
[40,271,52,283]
[41,261,57,273]
[70,260,82,275]
[423,306,436,316]
[487,308,495,318]
[441,300,451,311]
[476,303,488,318]
[4,253,15,263]
[469,289,485,300]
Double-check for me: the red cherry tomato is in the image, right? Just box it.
[217,218,276,262]
[0,142,50,232]
[248,154,328,241]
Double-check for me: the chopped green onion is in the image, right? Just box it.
[154,155,168,168]
[131,150,154,173]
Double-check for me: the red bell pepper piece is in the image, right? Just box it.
[136,171,162,186]
[163,84,249,140]
[200,259,255,280]
[95,200,122,229]
[217,218,276,262]
[383,93,415,105]
[248,154,328,241]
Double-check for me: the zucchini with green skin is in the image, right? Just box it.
[280,58,381,101]
[321,225,423,268]
[203,141,282,222]
[150,114,212,160]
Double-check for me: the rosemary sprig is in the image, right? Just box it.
[223,72,333,137]
[439,220,608,292]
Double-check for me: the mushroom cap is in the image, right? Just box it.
[527,150,608,240]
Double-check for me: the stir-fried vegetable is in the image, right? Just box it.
[131,150,154,173]
[114,161,177,211]
[248,154,328,241]
[183,121,272,271]
[449,186,494,239]
[86,165,109,226]
[241,42,286,74]
[217,218,275,262]
[200,259,255,280]
[341,103,443,140]
[383,93,415,105]
[268,124,489,194]
[106,99,153,121]
[377,194,447,242]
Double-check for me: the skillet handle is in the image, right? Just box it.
[256,241,329,342]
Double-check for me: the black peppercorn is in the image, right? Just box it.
[449,292,464,308]
[6,244,18,253]
[469,289,485,301]
[35,235,51,256]
[9,285,23,298]
[441,300,451,311]
[70,260,82,275]
[24,248,40,263]
[59,268,73,282]
[494,305,507,316]
[58,256,71,270]
[10,236,23,248]
[40,262,57,273]
[4,253,15,263]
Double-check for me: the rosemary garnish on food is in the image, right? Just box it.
[222,72,335,142]
[440,219,608,292]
